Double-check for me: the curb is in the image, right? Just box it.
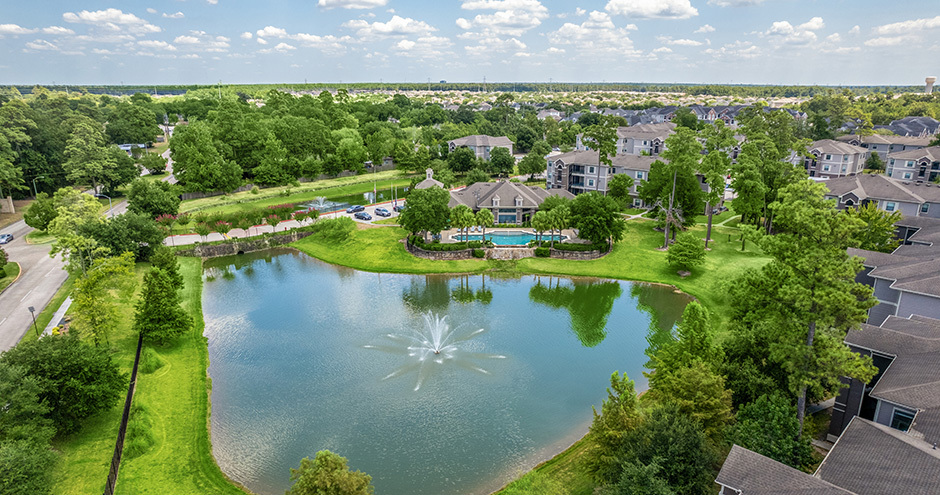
[0,262,23,297]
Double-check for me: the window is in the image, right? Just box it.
[922,203,930,214]
[842,166,847,172]
[636,171,644,179]
[588,167,595,174]
[845,199,855,206]
[907,161,915,168]
[823,165,831,171]
[642,140,648,146]
[890,159,895,166]
[588,179,595,187]
[903,172,912,179]
[825,154,832,160]
[514,196,522,207]
[885,202,896,212]
[843,155,848,161]
[891,408,916,431]
[492,197,500,207]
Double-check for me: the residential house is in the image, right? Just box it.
[448,135,513,160]
[575,123,676,157]
[448,180,574,224]
[874,116,940,138]
[885,146,940,182]
[414,168,444,190]
[715,445,853,495]
[546,150,656,206]
[823,174,940,218]
[799,139,869,178]
[836,134,931,159]
[536,109,563,120]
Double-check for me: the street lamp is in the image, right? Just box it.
[96,194,113,218]
[31,176,44,198]
[28,306,38,337]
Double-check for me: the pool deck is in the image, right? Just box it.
[440,227,583,245]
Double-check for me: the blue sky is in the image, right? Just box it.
[1,0,938,86]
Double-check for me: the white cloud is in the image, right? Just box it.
[172,31,230,52]
[546,46,565,54]
[465,36,526,56]
[274,42,296,51]
[653,46,673,53]
[873,15,940,35]
[206,0,219,4]
[391,35,452,59]
[605,0,698,19]
[174,35,200,44]
[849,25,860,35]
[659,37,702,46]
[0,24,37,35]
[343,15,437,38]
[256,26,288,38]
[704,40,759,59]
[318,0,388,9]
[864,35,911,47]
[548,10,640,55]
[138,40,176,51]
[146,8,157,14]
[240,31,252,39]
[707,0,763,6]
[694,24,715,34]
[62,8,162,35]
[798,17,825,31]
[257,38,268,45]
[42,26,75,35]
[764,18,820,45]
[253,25,355,55]
[25,39,58,50]
[162,12,185,19]
[181,54,199,59]
[456,0,549,37]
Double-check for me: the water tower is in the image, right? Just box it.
[927,76,937,94]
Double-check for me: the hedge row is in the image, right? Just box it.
[409,236,486,252]
[528,240,606,252]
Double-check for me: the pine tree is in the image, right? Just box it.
[134,267,192,345]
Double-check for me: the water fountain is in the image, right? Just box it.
[364,311,505,391]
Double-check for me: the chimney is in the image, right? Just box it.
[426,168,433,180]
[927,76,937,95]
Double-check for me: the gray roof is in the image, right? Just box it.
[549,150,660,172]
[873,116,940,137]
[823,174,940,204]
[897,216,940,245]
[615,122,676,140]
[715,445,853,494]
[448,181,574,210]
[415,177,444,190]
[888,145,940,162]
[448,135,513,148]
[809,139,868,156]
[837,134,933,147]
[869,257,940,297]
[816,418,940,495]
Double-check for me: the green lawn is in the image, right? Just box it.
[0,262,21,294]
[50,259,247,495]
[25,230,55,244]
[693,205,737,225]
[180,170,414,215]
[372,217,400,225]
[496,436,596,495]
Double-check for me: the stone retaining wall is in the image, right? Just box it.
[549,248,606,260]
[405,242,477,260]
[177,231,313,258]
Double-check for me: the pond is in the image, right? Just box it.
[202,249,692,495]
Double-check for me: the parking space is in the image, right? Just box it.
[332,201,405,224]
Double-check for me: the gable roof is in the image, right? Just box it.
[837,134,933,147]
[822,174,940,204]
[809,139,868,156]
[887,146,940,162]
[615,122,676,140]
[715,445,854,494]
[549,150,661,172]
[816,418,940,495]
[448,135,513,148]
[449,181,573,209]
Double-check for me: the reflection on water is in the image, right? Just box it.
[633,283,689,367]
[201,250,692,495]
[528,276,623,347]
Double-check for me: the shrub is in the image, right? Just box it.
[138,347,166,374]
[250,186,260,195]
[311,217,355,242]
[472,249,485,258]
[534,247,550,257]
[123,402,156,459]
[667,232,706,271]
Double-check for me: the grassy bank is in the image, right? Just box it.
[180,170,413,215]
[50,259,247,495]
[0,261,21,293]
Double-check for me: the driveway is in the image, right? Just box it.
[0,220,67,351]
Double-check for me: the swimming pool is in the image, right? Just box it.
[454,231,568,245]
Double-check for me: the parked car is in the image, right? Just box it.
[0,233,12,244]
[374,207,391,217]
[393,204,405,212]
[354,211,372,221]
[346,205,365,213]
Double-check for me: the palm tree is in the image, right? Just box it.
[531,210,550,244]
[475,208,494,243]
[549,205,570,249]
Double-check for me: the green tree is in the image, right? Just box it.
[586,372,642,484]
[732,180,878,433]
[134,267,192,345]
[731,394,814,469]
[582,117,619,167]
[548,205,570,248]
[539,194,571,212]
[729,146,768,226]
[139,151,168,175]
[0,333,127,434]
[465,167,490,185]
[517,142,551,179]
[531,210,550,243]
[607,174,635,207]
[62,117,114,193]
[0,441,57,495]
[639,127,703,248]
[77,212,166,262]
[0,362,54,445]
[170,120,243,193]
[864,152,884,171]
[844,201,901,252]
[699,121,737,247]
[450,204,475,242]
[399,186,451,241]
[0,246,6,270]
[488,146,515,176]
[150,245,183,289]
[126,179,181,218]
[600,460,675,495]
[644,361,733,439]
[69,252,137,345]
[447,146,476,173]
[22,192,57,231]
[475,208,494,239]
[646,301,721,381]
[106,103,160,144]
[286,450,374,495]
[570,192,626,249]
[665,232,706,272]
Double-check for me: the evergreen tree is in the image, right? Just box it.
[150,245,184,289]
[134,267,192,345]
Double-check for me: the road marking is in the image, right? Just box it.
[0,318,6,327]
[20,288,34,301]
[46,267,59,277]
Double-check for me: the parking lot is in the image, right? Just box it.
[330,200,405,224]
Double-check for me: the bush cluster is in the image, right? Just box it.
[534,247,550,257]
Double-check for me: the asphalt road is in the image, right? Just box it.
[0,219,67,351]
